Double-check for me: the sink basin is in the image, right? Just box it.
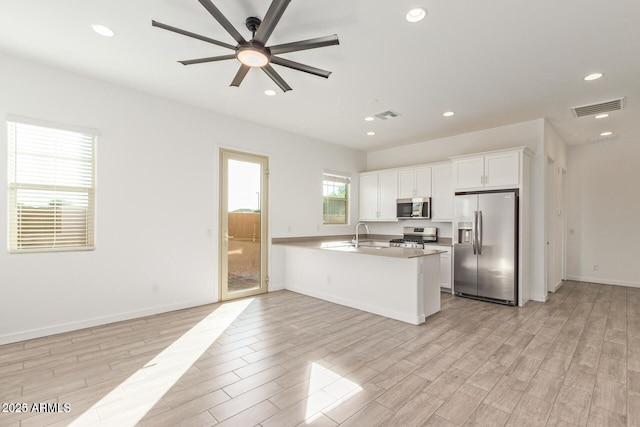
[357,241,391,248]
[320,240,392,252]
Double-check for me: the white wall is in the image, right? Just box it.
[0,53,366,344]
[566,137,640,287]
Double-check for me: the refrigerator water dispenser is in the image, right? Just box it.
[457,222,473,244]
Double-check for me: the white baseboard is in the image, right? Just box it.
[554,280,564,291]
[285,284,425,325]
[565,275,640,289]
[0,298,216,345]
[268,282,286,291]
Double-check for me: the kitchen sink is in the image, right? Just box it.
[357,241,391,248]
[320,240,391,251]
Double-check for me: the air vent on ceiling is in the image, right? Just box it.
[374,110,401,120]
[571,97,625,118]
[588,134,619,144]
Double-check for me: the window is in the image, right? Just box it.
[7,118,97,252]
[323,173,349,224]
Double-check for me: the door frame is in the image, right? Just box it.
[219,148,269,301]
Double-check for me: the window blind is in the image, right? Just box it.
[7,120,96,252]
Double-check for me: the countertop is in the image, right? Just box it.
[272,235,448,259]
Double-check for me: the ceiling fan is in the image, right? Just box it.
[152,0,339,92]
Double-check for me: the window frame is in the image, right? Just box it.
[6,115,98,254]
[322,172,350,225]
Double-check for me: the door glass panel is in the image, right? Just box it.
[227,159,262,293]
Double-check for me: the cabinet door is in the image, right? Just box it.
[359,173,379,220]
[431,164,453,221]
[397,169,415,199]
[414,167,432,197]
[378,171,399,220]
[440,253,452,289]
[485,152,520,187]
[453,157,484,189]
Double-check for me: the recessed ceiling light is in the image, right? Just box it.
[367,131,376,136]
[600,131,613,136]
[594,113,609,119]
[406,8,427,23]
[584,73,603,81]
[364,116,375,122]
[443,111,455,117]
[264,90,276,96]
[91,24,114,37]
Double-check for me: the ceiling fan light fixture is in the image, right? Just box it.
[406,8,427,23]
[237,48,269,68]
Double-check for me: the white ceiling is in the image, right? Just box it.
[1,0,639,151]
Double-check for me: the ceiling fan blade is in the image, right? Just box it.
[269,35,339,55]
[254,0,291,45]
[262,64,292,92]
[230,65,251,87]
[197,0,247,44]
[179,54,236,65]
[152,20,236,50]
[270,57,331,79]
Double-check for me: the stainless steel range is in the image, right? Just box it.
[390,227,438,248]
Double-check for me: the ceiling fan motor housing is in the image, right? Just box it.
[245,16,262,34]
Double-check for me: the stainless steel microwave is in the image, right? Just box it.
[397,197,431,219]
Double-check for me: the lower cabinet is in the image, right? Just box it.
[423,245,452,290]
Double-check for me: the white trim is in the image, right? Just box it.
[565,276,640,289]
[6,114,100,136]
[0,298,216,345]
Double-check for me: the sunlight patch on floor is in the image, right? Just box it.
[69,298,254,426]
[304,362,362,424]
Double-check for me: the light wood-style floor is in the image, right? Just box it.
[1,281,639,426]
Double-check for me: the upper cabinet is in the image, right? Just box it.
[451,148,527,191]
[359,170,398,221]
[430,163,453,221]
[398,167,432,198]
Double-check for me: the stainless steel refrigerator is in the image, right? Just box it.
[453,190,518,305]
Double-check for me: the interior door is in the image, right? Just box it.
[220,149,268,301]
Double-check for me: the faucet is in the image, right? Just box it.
[354,222,370,248]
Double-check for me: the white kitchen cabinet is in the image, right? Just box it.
[452,149,521,190]
[398,167,432,199]
[431,163,453,221]
[423,245,452,290]
[359,170,398,221]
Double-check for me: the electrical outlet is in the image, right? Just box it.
[593,264,599,271]
[287,225,292,233]
[152,285,160,293]
[326,275,331,284]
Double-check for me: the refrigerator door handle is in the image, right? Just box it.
[473,211,478,255]
[478,210,483,255]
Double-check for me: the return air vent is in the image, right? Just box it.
[374,110,401,120]
[571,97,625,118]
[588,134,619,144]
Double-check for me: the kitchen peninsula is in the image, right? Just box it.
[273,237,443,325]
